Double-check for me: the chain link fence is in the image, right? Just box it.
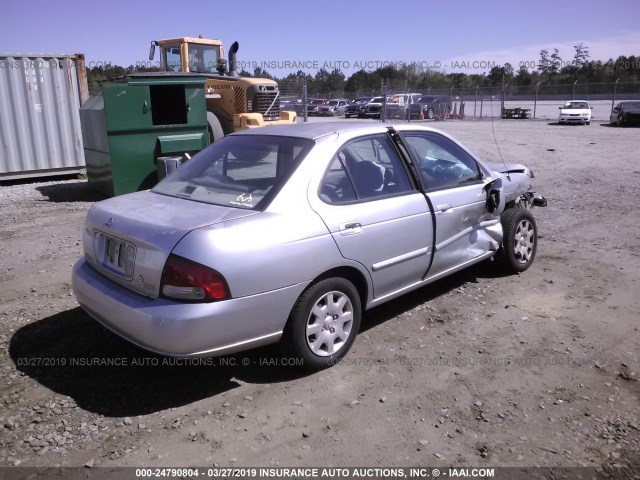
[278,79,640,122]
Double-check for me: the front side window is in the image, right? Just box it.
[188,44,220,73]
[320,134,413,203]
[153,135,313,210]
[162,45,182,72]
[402,132,482,191]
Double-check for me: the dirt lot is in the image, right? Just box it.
[0,119,639,474]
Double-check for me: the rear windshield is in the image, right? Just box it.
[152,135,314,210]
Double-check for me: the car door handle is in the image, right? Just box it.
[436,203,453,214]
[339,222,363,236]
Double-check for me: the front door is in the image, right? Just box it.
[401,131,500,277]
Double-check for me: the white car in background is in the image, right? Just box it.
[558,100,592,125]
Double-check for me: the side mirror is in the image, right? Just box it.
[485,177,505,215]
[149,41,157,61]
[558,106,562,109]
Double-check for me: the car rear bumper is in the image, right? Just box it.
[72,258,306,357]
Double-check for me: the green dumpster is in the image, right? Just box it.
[80,73,209,197]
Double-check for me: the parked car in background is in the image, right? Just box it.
[319,99,351,117]
[558,100,592,125]
[72,122,546,370]
[610,101,640,126]
[280,98,305,116]
[306,99,326,116]
[387,93,423,119]
[365,96,389,119]
[409,95,453,119]
[344,97,373,118]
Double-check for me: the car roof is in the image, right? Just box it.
[230,121,441,140]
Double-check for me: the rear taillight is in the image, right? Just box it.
[161,255,229,302]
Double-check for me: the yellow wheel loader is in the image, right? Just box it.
[149,36,296,143]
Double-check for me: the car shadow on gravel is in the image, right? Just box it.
[8,261,510,417]
[9,307,308,417]
[36,182,106,203]
[361,259,510,333]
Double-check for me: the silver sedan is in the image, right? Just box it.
[72,123,546,370]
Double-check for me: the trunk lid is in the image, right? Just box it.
[82,191,258,298]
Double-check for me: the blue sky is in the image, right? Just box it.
[2,0,639,75]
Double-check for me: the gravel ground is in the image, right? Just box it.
[0,118,638,474]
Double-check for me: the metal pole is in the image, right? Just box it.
[534,81,541,119]
[302,78,308,123]
[474,85,479,117]
[501,82,509,119]
[381,79,386,122]
[572,80,577,100]
[501,70,505,118]
[611,78,620,114]
[480,94,483,119]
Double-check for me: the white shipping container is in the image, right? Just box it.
[0,54,87,180]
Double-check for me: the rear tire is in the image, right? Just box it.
[284,278,361,370]
[499,208,538,273]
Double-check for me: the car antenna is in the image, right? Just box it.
[490,98,510,180]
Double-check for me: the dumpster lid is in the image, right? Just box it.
[127,73,211,86]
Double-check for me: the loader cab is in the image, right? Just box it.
[150,37,224,74]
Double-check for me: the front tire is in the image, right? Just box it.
[284,278,361,370]
[207,112,224,144]
[499,208,538,273]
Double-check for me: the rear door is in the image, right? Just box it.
[400,131,499,277]
[310,133,434,299]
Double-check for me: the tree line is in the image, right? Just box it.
[87,44,639,96]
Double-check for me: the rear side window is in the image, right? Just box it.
[319,134,413,203]
[153,135,313,210]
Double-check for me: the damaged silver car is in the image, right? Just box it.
[72,123,546,370]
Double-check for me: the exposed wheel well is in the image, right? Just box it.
[309,267,369,311]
